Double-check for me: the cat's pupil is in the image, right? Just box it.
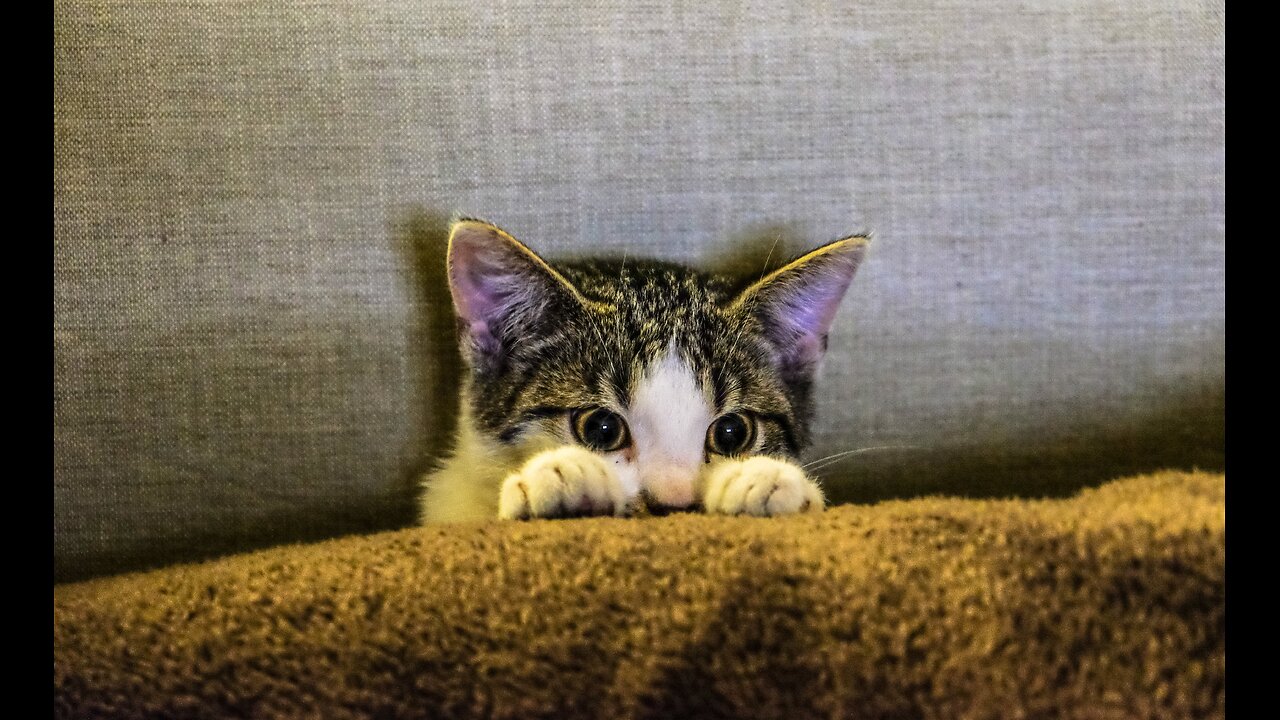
[574,408,629,452]
[710,413,753,455]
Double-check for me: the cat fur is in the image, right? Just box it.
[419,219,868,523]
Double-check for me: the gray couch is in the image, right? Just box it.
[54,1,1225,583]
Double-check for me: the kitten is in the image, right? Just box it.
[418,218,868,523]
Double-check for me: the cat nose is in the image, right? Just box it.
[642,468,696,510]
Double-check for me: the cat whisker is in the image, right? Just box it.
[801,445,923,472]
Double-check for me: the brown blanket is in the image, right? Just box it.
[54,470,1224,719]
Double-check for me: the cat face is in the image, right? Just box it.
[446,219,867,510]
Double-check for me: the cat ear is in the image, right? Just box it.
[447,218,584,366]
[731,235,870,377]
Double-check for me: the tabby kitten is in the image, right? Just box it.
[418,218,869,523]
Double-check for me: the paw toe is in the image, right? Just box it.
[500,447,629,519]
[704,456,825,517]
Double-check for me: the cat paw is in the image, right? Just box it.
[702,456,825,517]
[498,446,632,520]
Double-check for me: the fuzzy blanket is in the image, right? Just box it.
[54,470,1224,719]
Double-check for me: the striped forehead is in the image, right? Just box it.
[625,347,716,465]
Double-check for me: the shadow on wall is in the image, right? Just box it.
[818,381,1225,506]
[53,210,466,585]
[392,208,465,512]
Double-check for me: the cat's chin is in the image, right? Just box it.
[701,456,826,517]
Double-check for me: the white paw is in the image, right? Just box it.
[702,456,825,517]
[498,446,633,520]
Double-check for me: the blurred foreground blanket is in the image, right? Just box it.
[54,470,1224,719]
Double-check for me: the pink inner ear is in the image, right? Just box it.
[762,262,860,372]
[450,244,511,325]
[447,223,559,361]
[780,286,843,340]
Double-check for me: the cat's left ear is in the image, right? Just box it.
[731,235,870,378]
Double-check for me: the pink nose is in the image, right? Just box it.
[644,471,696,509]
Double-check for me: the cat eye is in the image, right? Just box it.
[706,413,755,456]
[572,408,631,452]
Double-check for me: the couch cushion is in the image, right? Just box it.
[54,1,1225,581]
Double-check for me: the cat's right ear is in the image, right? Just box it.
[446,219,585,367]
[729,235,870,380]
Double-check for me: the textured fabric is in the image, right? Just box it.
[54,471,1225,720]
[53,1,1225,581]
